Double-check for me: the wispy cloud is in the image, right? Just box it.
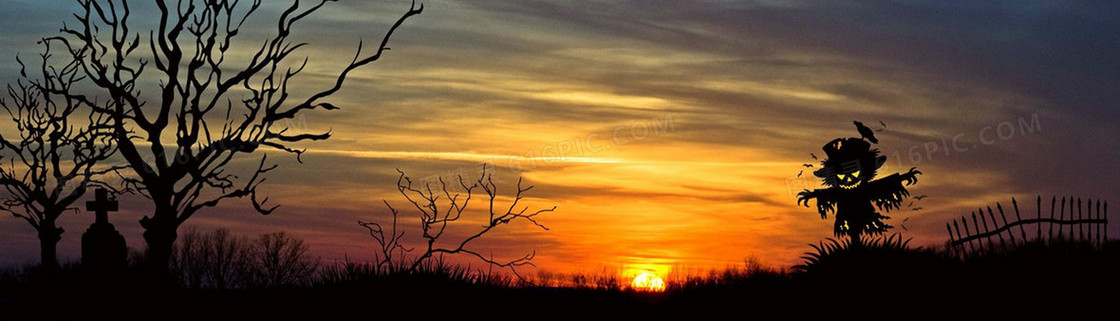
[0,0,1116,272]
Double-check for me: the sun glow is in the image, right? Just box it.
[631,272,666,292]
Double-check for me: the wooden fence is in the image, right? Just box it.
[947,196,1108,254]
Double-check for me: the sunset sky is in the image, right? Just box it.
[1,0,1117,279]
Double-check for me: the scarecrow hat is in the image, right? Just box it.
[813,137,886,178]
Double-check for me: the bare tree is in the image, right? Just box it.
[358,200,412,274]
[246,231,318,288]
[171,227,250,289]
[0,41,120,274]
[43,0,422,278]
[365,165,557,278]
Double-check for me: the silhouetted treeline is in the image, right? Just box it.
[170,228,319,289]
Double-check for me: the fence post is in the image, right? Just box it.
[1086,198,1093,243]
[985,206,1004,248]
[1035,196,1042,241]
[1078,198,1084,241]
[1096,200,1102,246]
[997,203,1016,245]
[1070,199,1079,241]
[946,223,954,244]
[1012,198,1027,241]
[1059,197,1067,240]
[953,220,966,254]
[946,223,955,255]
[1069,197,1075,240]
[1049,196,1056,241]
[961,219,975,254]
[980,208,996,249]
[1106,201,1109,242]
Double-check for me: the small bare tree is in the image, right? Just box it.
[247,231,318,288]
[42,0,422,278]
[362,165,556,278]
[0,41,120,274]
[171,228,316,289]
[358,200,412,274]
[171,227,250,289]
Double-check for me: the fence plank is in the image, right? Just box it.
[998,203,1016,245]
[1013,198,1027,240]
[1059,197,1066,240]
[1069,197,1075,240]
[953,220,966,252]
[1096,200,1102,245]
[1078,198,1084,241]
[980,208,996,249]
[972,212,982,250]
[986,206,1004,247]
[1049,196,1056,240]
[1082,199,1088,242]
[961,219,975,253]
[1035,196,1042,240]
[946,223,955,255]
[946,223,953,243]
[1088,199,1095,243]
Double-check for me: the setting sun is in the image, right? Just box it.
[631,272,666,292]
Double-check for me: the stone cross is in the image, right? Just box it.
[86,188,118,224]
[82,188,126,277]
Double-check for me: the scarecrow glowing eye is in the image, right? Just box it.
[853,170,860,177]
[837,174,847,180]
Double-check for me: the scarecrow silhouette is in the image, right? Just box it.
[797,124,920,246]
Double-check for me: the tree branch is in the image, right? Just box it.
[372,164,554,279]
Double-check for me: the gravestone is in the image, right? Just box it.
[82,188,127,276]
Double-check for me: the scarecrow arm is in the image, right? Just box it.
[797,188,838,219]
[868,168,920,213]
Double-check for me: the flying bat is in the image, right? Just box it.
[879,120,887,128]
[802,164,814,168]
[914,195,928,200]
[810,153,818,160]
[912,207,923,211]
[797,170,803,177]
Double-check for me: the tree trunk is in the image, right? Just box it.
[142,206,179,283]
[37,225,62,275]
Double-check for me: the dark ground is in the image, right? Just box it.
[2,239,1118,319]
